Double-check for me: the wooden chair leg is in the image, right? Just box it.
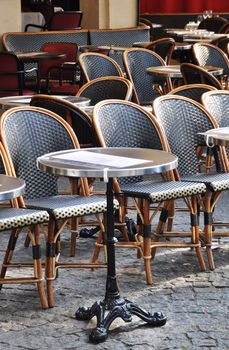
[191,196,206,271]
[151,202,170,259]
[0,228,20,287]
[204,192,215,270]
[143,200,153,285]
[46,220,56,308]
[32,224,48,309]
[70,217,78,257]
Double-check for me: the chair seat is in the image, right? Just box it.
[0,208,49,231]
[182,173,229,191]
[120,180,206,203]
[25,195,119,220]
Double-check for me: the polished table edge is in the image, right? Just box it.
[0,174,25,201]
[37,148,178,179]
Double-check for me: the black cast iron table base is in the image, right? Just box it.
[75,295,166,343]
[75,178,166,343]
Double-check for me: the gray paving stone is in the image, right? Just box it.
[0,191,228,349]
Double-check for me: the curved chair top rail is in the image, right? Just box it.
[2,30,90,52]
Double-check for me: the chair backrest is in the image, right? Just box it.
[30,95,96,148]
[218,21,229,34]
[202,90,229,127]
[180,63,223,89]
[78,52,123,83]
[145,38,175,64]
[93,99,166,185]
[192,42,229,76]
[39,42,78,80]
[153,95,218,177]
[168,83,217,103]
[76,77,133,105]
[0,106,81,200]
[198,17,228,33]
[0,52,25,97]
[48,11,83,30]
[123,48,167,105]
[211,36,229,55]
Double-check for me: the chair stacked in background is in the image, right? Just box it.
[92,99,207,283]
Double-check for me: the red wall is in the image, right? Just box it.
[140,0,229,14]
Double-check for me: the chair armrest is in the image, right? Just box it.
[24,23,46,32]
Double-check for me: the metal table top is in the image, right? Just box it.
[203,127,229,147]
[0,174,25,201]
[0,95,90,110]
[147,65,223,79]
[37,147,178,180]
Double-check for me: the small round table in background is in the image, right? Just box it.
[0,174,25,201]
[38,147,178,343]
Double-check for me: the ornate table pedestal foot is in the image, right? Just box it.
[75,297,166,343]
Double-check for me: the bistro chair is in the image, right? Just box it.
[202,89,229,166]
[0,144,49,308]
[0,52,37,97]
[39,42,80,95]
[211,36,229,56]
[30,94,96,149]
[78,52,124,84]
[76,76,133,105]
[180,63,223,89]
[123,48,171,105]
[93,99,207,284]
[25,11,83,32]
[145,38,175,65]
[0,106,118,307]
[153,95,229,270]
[197,16,228,33]
[168,84,217,103]
[192,43,229,88]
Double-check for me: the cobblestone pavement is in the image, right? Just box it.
[0,192,228,350]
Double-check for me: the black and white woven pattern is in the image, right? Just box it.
[193,43,229,76]
[77,78,132,105]
[0,208,49,231]
[30,96,96,147]
[170,85,215,104]
[79,54,123,81]
[121,180,206,203]
[3,109,74,199]
[182,173,229,191]
[154,97,215,176]
[26,195,119,220]
[94,101,163,185]
[123,49,165,105]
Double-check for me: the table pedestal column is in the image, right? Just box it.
[75,178,166,343]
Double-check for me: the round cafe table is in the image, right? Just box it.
[0,174,25,201]
[37,147,178,343]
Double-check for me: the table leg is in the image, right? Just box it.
[75,178,166,343]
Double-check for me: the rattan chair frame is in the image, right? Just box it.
[153,95,229,270]
[92,99,207,284]
[0,106,113,307]
[123,48,172,105]
[168,83,217,103]
[180,63,223,89]
[78,52,124,84]
[76,76,133,105]
[145,37,176,65]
